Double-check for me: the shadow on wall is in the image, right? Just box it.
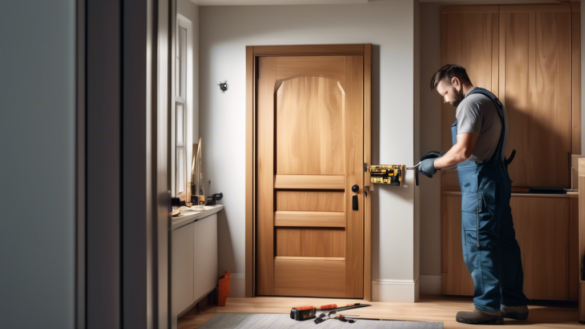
[216,206,234,278]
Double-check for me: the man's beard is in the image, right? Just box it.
[450,88,466,108]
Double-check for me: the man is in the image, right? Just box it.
[420,65,528,325]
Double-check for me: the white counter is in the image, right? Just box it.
[171,204,224,230]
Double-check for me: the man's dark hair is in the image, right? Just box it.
[430,64,472,90]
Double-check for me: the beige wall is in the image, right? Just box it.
[200,0,419,301]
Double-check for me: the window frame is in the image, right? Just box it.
[172,14,194,197]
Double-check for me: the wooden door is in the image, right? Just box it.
[256,55,364,298]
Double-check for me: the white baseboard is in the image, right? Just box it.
[419,275,442,295]
[372,278,420,302]
[228,274,440,299]
[228,272,245,297]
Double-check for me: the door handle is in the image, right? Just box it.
[352,185,359,211]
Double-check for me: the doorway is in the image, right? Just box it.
[245,44,372,299]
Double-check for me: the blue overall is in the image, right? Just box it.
[452,87,528,312]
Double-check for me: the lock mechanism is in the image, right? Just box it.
[369,165,406,186]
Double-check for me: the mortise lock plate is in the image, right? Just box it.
[369,165,406,186]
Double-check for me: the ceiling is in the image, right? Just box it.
[191,0,575,5]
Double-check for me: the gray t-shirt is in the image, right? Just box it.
[455,89,502,162]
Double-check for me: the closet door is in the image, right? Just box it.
[500,4,572,188]
[440,6,500,191]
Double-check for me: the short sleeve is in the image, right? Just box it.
[456,100,482,135]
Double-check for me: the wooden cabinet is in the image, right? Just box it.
[512,196,569,300]
[441,194,474,296]
[442,194,576,301]
[500,5,573,188]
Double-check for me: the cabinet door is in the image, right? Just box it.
[442,195,569,300]
[511,196,569,300]
[194,214,218,302]
[440,6,500,192]
[500,4,572,188]
[172,222,195,316]
[442,195,475,295]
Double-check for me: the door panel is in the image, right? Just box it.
[501,5,572,188]
[276,228,346,257]
[274,257,346,298]
[276,77,345,175]
[276,191,345,212]
[257,55,364,298]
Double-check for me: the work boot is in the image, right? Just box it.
[456,308,504,325]
[500,304,529,320]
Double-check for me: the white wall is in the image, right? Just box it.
[0,0,76,327]
[178,0,200,142]
[200,0,419,301]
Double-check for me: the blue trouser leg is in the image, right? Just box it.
[461,191,501,312]
[497,193,527,307]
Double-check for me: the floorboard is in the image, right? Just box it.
[178,295,580,329]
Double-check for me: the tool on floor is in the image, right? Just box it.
[315,312,357,324]
[290,303,371,321]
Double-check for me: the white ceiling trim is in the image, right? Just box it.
[419,0,572,3]
[191,0,576,4]
[191,0,368,6]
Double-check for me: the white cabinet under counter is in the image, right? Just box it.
[171,205,223,322]
[172,221,195,315]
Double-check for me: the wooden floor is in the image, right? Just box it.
[178,295,580,329]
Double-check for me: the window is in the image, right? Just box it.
[173,15,193,197]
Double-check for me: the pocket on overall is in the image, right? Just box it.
[461,192,479,216]
[461,192,482,249]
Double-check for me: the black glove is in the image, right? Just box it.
[421,150,446,161]
[419,158,437,178]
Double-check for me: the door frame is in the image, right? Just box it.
[244,44,372,300]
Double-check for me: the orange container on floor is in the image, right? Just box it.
[218,271,230,306]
